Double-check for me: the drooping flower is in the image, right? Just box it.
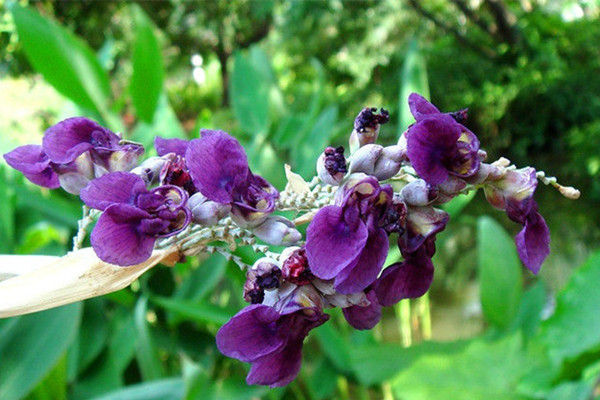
[80,171,190,266]
[484,167,550,273]
[4,117,143,194]
[406,93,480,185]
[186,129,278,227]
[342,288,382,330]
[217,284,329,387]
[397,204,449,256]
[305,174,392,294]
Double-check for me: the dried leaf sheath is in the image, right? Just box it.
[0,245,180,318]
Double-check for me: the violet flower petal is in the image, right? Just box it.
[305,205,368,281]
[154,137,190,157]
[407,115,461,185]
[515,211,550,274]
[80,171,147,211]
[216,304,285,363]
[343,289,382,330]
[186,130,249,204]
[246,341,303,387]
[90,203,155,266]
[408,93,441,121]
[43,117,119,164]
[3,145,59,188]
[374,256,434,307]
[334,227,389,294]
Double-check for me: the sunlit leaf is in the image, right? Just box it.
[129,5,164,123]
[134,296,165,380]
[477,216,523,330]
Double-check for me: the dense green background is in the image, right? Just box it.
[1,1,600,399]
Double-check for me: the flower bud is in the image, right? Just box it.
[243,258,282,304]
[281,248,314,286]
[349,144,403,181]
[131,155,172,186]
[317,146,347,185]
[400,179,438,206]
[55,152,96,194]
[252,216,302,246]
[188,193,231,226]
[106,144,145,173]
[350,107,390,154]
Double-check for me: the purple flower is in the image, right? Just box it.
[484,167,550,273]
[305,174,392,294]
[186,130,278,227]
[374,245,435,307]
[3,145,59,189]
[397,204,449,256]
[80,172,190,266]
[4,117,143,194]
[154,137,190,157]
[349,107,390,153]
[216,285,329,387]
[342,288,382,330]
[406,93,480,185]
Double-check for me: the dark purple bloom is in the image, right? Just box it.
[317,146,347,185]
[3,145,59,189]
[349,107,390,152]
[216,286,329,387]
[80,172,190,266]
[484,167,550,274]
[306,175,392,294]
[342,289,382,330]
[406,93,480,185]
[186,130,278,227]
[374,246,435,307]
[4,117,143,194]
[397,205,449,256]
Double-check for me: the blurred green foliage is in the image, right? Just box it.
[1,0,600,399]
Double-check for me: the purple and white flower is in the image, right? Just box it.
[80,171,190,266]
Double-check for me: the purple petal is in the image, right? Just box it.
[90,203,155,266]
[42,117,119,164]
[407,115,461,185]
[335,227,389,294]
[246,340,303,387]
[185,130,249,204]
[216,304,285,363]
[305,205,368,281]
[343,289,382,330]
[3,145,59,188]
[80,172,147,211]
[515,211,550,274]
[154,137,190,157]
[399,206,449,255]
[408,93,441,121]
[374,256,434,307]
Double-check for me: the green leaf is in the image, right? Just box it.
[391,335,531,400]
[398,38,429,136]
[75,298,109,374]
[350,340,469,386]
[0,303,82,400]
[314,320,353,375]
[151,296,234,326]
[441,190,477,218]
[14,184,80,228]
[134,296,165,381]
[16,222,68,255]
[546,382,593,400]
[477,216,523,330]
[173,254,226,302]
[0,166,16,252]
[231,49,271,135]
[130,94,186,150]
[538,251,600,364]
[10,4,112,118]
[512,281,546,338]
[293,105,338,178]
[129,5,164,123]
[88,378,185,400]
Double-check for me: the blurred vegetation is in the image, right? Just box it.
[1,0,600,399]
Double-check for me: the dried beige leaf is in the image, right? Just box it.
[284,164,310,194]
[0,245,180,318]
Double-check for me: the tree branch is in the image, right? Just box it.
[407,0,497,59]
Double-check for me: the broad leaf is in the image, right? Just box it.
[88,378,185,400]
[398,38,429,136]
[477,216,523,330]
[134,296,165,380]
[0,303,82,400]
[129,5,164,123]
[11,5,112,118]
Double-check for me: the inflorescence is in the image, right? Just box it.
[3,93,579,387]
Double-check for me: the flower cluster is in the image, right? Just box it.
[4,94,578,387]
